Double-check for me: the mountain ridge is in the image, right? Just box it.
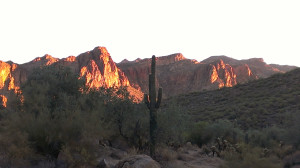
[118,54,297,97]
[164,67,300,129]
[0,46,298,107]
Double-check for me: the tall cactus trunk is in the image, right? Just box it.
[144,55,162,158]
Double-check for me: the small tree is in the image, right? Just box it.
[144,55,162,157]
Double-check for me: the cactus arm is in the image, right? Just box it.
[144,93,150,109]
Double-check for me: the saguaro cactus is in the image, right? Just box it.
[144,55,162,157]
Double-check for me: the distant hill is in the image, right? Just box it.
[164,68,300,129]
[0,47,144,107]
[118,55,297,97]
[0,46,297,107]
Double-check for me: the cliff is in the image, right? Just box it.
[118,54,296,97]
[0,48,297,105]
[0,47,143,104]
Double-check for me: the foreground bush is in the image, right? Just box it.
[189,119,244,147]
[0,66,149,167]
[220,145,283,168]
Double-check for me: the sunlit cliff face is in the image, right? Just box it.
[0,95,7,108]
[78,47,130,89]
[0,61,11,89]
[0,61,20,93]
[0,62,17,108]
[64,56,76,62]
[210,66,219,84]
[33,54,59,65]
[209,59,237,88]
[0,47,136,108]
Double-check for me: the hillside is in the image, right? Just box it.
[166,68,300,129]
[0,47,144,107]
[118,54,297,97]
[0,46,297,107]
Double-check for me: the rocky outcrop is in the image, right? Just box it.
[61,47,130,88]
[118,54,296,97]
[0,47,143,105]
[0,95,7,108]
[115,155,161,168]
[0,47,132,92]
[0,48,297,105]
[118,54,242,97]
[0,61,24,94]
[0,61,12,90]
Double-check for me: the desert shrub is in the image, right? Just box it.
[221,145,283,168]
[0,66,108,166]
[157,101,190,146]
[283,150,300,168]
[284,111,300,148]
[0,128,33,167]
[188,119,244,147]
[98,87,149,150]
[0,65,154,166]
[206,119,244,143]
[247,126,286,148]
[156,147,178,161]
[188,121,210,147]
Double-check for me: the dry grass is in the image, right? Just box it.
[156,147,178,161]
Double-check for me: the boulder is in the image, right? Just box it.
[115,154,161,168]
[97,158,110,168]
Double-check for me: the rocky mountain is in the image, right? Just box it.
[0,47,143,107]
[165,68,300,129]
[118,54,297,97]
[0,47,297,107]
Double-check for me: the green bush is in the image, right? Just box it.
[247,126,286,148]
[284,111,300,148]
[157,101,190,146]
[189,119,244,147]
[0,66,141,166]
[221,145,283,168]
[189,121,210,147]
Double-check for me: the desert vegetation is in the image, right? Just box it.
[0,65,299,167]
[0,66,149,167]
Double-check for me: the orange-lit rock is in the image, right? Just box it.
[64,56,76,62]
[77,47,130,88]
[218,60,236,86]
[8,76,15,90]
[118,54,296,97]
[11,63,18,71]
[0,47,143,103]
[0,61,11,89]
[0,61,24,93]
[0,48,297,105]
[210,66,219,83]
[234,64,258,83]
[0,95,7,108]
[207,59,237,88]
[32,54,59,66]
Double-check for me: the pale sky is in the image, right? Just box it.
[0,0,300,66]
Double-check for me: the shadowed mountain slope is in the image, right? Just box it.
[164,68,300,129]
[0,48,297,106]
[118,54,297,98]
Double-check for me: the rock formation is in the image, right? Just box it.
[0,95,7,108]
[0,47,297,106]
[118,54,297,97]
[0,47,143,105]
[59,47,130,89]
[115,155,161,168]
